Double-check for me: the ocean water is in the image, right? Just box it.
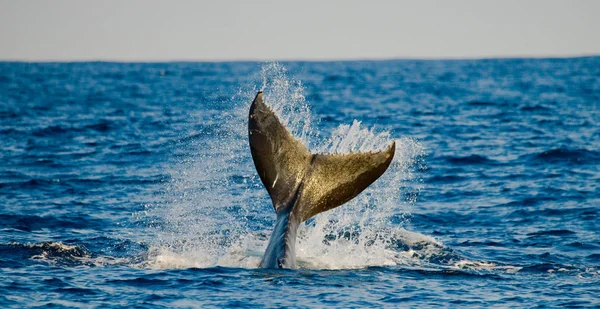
[0,58,599,308]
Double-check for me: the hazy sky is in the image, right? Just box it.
[1,0,599,61]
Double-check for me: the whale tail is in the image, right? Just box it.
[248,91,395,222]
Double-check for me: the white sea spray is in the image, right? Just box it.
[143,62,455,270]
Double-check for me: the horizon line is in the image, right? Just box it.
[1,53,599,63]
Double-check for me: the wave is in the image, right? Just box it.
[522,147,600,165]
[427,175,467,184]
[519,262,579,274]
[0,178,63,189]
[0,242,136,267]
[1,242,90,266]
[31,125,74,137]
[25,120,120,138]
[519,105,552,112]
[466,101,497,107]
[83,121,114,133]
[526,229,576,237]
[439,154,499,165]
[0,175,166,192]
[0,214,105,232]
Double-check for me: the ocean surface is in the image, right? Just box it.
[1,58,599,308]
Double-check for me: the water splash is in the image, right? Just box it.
[260,62,316,146]
[144,62,432,270]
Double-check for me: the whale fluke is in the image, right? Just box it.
[248,91,395,268]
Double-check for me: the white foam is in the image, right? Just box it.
[20,241,131,267]
[452,260,523,273]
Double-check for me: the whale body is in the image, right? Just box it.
[248,92,395,269]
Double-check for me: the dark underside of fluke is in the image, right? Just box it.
[248,91,395,268]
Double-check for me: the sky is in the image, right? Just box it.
[1,0,599,61]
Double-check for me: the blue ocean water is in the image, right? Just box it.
[0,58,599,308]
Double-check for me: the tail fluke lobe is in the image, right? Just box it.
[248,92,312,213]
[294,143,395,222]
